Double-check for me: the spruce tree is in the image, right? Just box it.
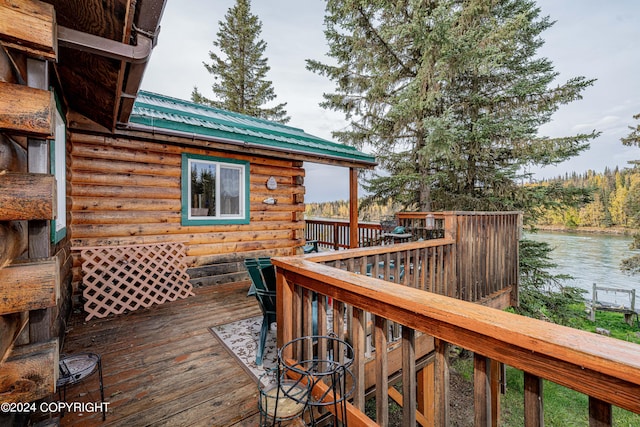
[307,0,597,217]
[192,0,290,123]
[621,113,640,274]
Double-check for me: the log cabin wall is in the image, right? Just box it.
[68,130,306,297]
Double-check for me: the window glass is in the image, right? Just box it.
[182,154,249,224]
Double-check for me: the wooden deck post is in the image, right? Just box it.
[276,269,295,357]
[349,167,359,248]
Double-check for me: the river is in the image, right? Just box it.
[524,230,640,307]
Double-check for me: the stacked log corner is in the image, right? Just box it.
[0,0,61,406]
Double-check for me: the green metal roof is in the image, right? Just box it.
[129,91,376,167]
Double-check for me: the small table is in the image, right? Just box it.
[381,232,413,244]
[57,352,105,421]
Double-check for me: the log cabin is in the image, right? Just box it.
[0,0,374,414]
[3,1,639,426]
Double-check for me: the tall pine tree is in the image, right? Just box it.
[307,0,597,217]
[192,0,290,123]
[621,113,640,274]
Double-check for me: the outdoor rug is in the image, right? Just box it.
[209,316,279,386]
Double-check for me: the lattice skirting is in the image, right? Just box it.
[78,242,194,320]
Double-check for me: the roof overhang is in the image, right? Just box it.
[45,0,166,130]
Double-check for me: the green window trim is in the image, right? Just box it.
[181,153,250,225]
[50,91,67,243]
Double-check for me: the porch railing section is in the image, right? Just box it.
[306,211,522,306]
[305,218,382,250]
[273,245,640,426]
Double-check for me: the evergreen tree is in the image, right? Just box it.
[307,0,597,218]
[192,0,290,123]
[620,114,640,274]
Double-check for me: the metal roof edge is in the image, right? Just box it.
[120,122,378,168]
[129,91,377,166]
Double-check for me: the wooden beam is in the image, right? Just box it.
[0,256,58,315]
[0,339,58,404]
[0,221,27,267]
[0,172,55,220]
[0,133,28,172]
[0,0,56,60]
[0,313,26,363]
[0,82,53,136]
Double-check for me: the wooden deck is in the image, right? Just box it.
[55,281,263,426]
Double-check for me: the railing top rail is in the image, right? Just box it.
[299,238,456,263]
[272,256,640,413]
[397,211,523,218]
[305,218,380,226]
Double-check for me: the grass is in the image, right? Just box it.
[452,309,640,426]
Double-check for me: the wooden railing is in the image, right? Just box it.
[307,212,521,305]
[305,218,382,250]
[273,238,640,426]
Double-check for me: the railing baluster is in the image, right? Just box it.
[474,353,491,426]
[302,288,314,338]
[402,326,417,426]
[434,338,450,426]
[333,300,346,360]
[524,372,543,427]
[351,306,366,410]
[589,396,612,427]
[317,294,328,335]
[491,360,502,427]
[418,362,435,426]
[375,315,389,426]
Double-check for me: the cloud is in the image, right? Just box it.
[142,0,640,201]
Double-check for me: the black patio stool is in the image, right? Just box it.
[57,352,105,421]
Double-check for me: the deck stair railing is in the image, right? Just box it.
[273,236,640,426]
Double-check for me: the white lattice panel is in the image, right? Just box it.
[79,243,194,320]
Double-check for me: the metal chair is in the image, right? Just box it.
[244,258,277,366]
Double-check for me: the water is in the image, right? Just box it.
[525,231,640,307]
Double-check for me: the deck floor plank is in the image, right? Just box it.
[55,281,263,426]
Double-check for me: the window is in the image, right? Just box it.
[181,153,249,225]
[51,97,66,242]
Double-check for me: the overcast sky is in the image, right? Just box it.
[141,0,640,202]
